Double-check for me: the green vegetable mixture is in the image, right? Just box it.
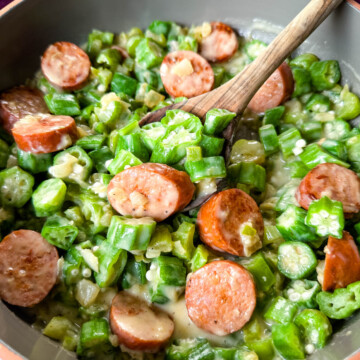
[1,19,360,360]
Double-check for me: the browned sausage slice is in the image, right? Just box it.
[41,41,91,91]
[110,291,174,352]
[0,230,58,307]
[185,260,256,336]
[200,21,239,62]
[323,231,360,291]
[0,86,49,133]
[296,163,360,214]
[107,163,195,221]
[12,114,78,154]
[160,50,214,98]
[247,62,294,113]
[197,188,264,257]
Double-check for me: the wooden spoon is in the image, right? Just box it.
[140,0,343,127]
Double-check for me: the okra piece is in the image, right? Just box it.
[44,93,81,116]
[62,246,84,285]
[299,143,350,169]
[310,60,341,91]
[305,93,331,112]
[316,281,360,319]
[43,316,77,341]
[148,20,171,36]
[305,196,344,239]
[263,225,284,247]
[94,99,125,127]
[278,128,304,158]
[190,245,211,272]
[140,123,166,151]
[17,148,52,174]
[294,309,332,349]
[171,222,196,261]
[323,119,351,141]
[262,106,285,127]
[76,134,106,151]
[87,30,114,59]
[107,149,142,175]
[272,323,305,360]
[185,156,226,182]
[148,255,186,304]
[146,224,173,259]
[288,161,309,179]
[246,338,275,360]
[298,121,323,142]
[284,279,321,309]
[49,146,93,184]
[244,39,267,60]
[346,134,360,165]
[32,178,67,217]
[177,34,198,52]
[203,108,236,136]
[79,319,109,350]
[259,124,279,155]
[166,338,214,360]
[96,48,121,72]
[111,72,139,97]
[229,139,265,165]
[227,162,266,192]
[135,38,165,69]
[126,35,143,57]
[291,67,312,97]
[107,215,156,251]
[64,206,84,227]
[146,29,167,47]
[151,120,202,164]
[0,138,9,169]
[243,252,276,292]
[199,134,224,157]
[89,146,114,173]
[334,85,360,120]
[278,242,317,280]
[121,256,147,289]
[115,133,149,162]
[264,296,298,324]
[0,166,34,208]
[94,240,127,288]
[321,139,347,161]
[290,53,319,70]
[41,215,78,250]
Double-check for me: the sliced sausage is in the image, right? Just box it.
[41,41,91,91]
[107,163,195,221]
[110,291,174,352]
[323,231,360,291]
[185,260,256,336]
[160,50,214,98]
[12,114,78,154]
[0,230,58,307]
[296,163,360,214]
[197,188,264,257]
[0,86,49,133]
[200,21,239,62]
[247,62,294,113]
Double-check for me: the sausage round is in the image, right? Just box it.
[107,163,195,221]
[185,260,256,336]
[110,291,174,352]
[247,62,294,113]
[296,163,360,214]
[12,114,78,154]
[41,41,91,91]
[160,50,214,98]
[197,188,264,257]
[323,231,360,291]
[0,230,58,307]
[200,21,239,62]
[0,86,49,133]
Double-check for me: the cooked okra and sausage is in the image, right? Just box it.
[0,19,360,360]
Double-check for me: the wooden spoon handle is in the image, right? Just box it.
[140,0,343,126]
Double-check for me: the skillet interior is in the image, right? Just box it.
[0,0,360,359]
